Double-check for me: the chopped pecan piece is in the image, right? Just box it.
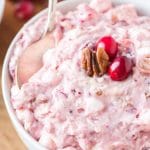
[96,90,103,96]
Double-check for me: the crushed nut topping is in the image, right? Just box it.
[96,90,103,96]
[81,46,109,77]
[145,92,150,99]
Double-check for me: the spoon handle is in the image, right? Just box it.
[42,0,57,38]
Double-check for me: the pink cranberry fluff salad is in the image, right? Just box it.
[9,0,150,149]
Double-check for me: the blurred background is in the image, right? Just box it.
[0,0,52,149]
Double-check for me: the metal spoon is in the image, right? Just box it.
[42,0,57,37]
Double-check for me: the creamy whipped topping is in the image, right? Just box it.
[9,0,150,149]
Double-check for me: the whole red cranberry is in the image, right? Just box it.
[15,1,34,20]
[108,56,133,81]
[97,36,118,60]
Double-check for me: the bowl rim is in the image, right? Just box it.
[1,8,48,150]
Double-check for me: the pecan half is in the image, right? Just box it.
[96,47,109,75]
[81,48,93,76]
[92,52,101,76]
[81,45,109,77]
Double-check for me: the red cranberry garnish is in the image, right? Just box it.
[108,56,133,81]
[97,36,118,60]
[15,1,34,20]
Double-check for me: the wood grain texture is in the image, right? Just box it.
[0,1,46,149]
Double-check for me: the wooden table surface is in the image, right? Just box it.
[0,1,45,149]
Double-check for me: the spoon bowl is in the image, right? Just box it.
[15,0,57,88]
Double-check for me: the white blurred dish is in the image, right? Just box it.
[2,0,150,149]
[0,0,5,22]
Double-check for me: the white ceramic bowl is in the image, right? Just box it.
[2,0,150,149]
[0,0,5,22]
